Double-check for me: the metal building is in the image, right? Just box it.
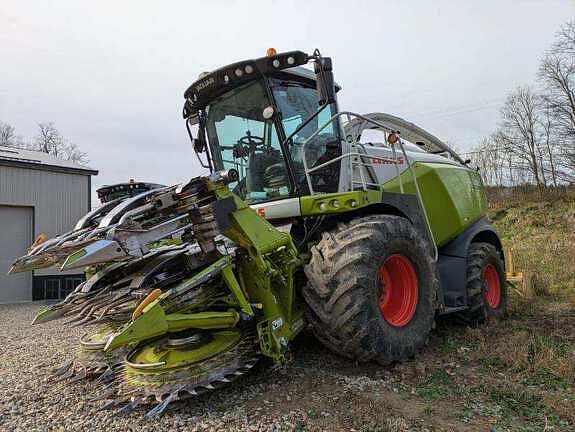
[0,145,98,303]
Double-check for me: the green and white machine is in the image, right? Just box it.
[10,49,507,416]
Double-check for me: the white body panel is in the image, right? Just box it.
[362,144,461,184]
[250,197,301,219]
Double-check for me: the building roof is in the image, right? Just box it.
[0,145,98,176]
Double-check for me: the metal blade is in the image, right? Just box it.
[61,240,128,270]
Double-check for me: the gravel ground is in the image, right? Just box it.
[0,303,508,431]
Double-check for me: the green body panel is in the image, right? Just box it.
[126,329,241,373]
[104,301,240,352]
[299,190,383,216]
[217,182,303,359]
[212,182,305,361]
[383,162,487,247]
[80,323,118,350]
[105,301,168,351]
[33,304,67,325]
[221,264,254,316]
[166,310,240,331]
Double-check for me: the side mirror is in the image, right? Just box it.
[194,128,206,154]
[193,136,205,153]
[314,56,336,105]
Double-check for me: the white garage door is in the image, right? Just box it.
[0,206,33,303]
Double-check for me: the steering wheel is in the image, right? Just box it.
[233,131,267,160]
[238,131,265,148]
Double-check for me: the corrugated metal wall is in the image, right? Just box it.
[0,165,90,276]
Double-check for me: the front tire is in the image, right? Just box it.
[303,215,437,364]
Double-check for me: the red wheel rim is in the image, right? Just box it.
[378,254,419,327]
[483,263,501,309]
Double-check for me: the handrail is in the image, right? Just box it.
[300,110,438,261]
[306,152,400,174]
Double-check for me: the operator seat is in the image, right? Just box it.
[246,149,286,192]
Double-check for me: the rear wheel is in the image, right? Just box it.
[303,215,437,364]
[458,242,507,323]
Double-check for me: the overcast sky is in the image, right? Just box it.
[1,0,573,205]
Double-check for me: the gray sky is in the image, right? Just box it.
[1,0,573,205]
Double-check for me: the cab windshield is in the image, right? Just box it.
[205,80,289,204]
[270,78,341,194]
[205,77,342,202]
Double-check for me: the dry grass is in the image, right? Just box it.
[486,185,575,206]
[488,195,575,296]
[466,298,574,426]
[484,193,575,427]
[393,191,575,430]
[472,300,575,384]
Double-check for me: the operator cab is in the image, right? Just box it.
[183,50,343,205]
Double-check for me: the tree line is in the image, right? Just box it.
[467,21,575,187]
[0,121,88,164]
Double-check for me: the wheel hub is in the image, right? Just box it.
[378,254,419,327]
[483,263,501,309]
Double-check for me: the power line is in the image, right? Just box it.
[413,99,505,121]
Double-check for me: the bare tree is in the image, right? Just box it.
[63,142,88,164]
[553,20,575,57]
[33,122,88,164]
[35,123,63,156]
[539,104,558,186]
[468,131,529,187]
[539,20,575,176]
[0,121,18,147]
[0,121,28,149]
[475,21,575,187]
[499,86,546,188]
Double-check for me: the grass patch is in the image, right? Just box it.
[487,385,568,429]
[489,386,545,420]
[520,368,570,391]
[415,370,453,401]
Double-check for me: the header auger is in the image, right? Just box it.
[10,49,507,417]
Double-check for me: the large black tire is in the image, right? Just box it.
[303,215,438,364]
[457,242,507,323]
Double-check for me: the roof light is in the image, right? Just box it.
[234,68,243,77]
[272,59,280,68]
[245,65,253,74]
[266,48,277,57]
[287,56,295,65]
[262,106,274,119]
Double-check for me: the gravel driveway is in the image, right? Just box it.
[0,303,483,431]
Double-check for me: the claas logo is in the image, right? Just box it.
[371,157,404,165]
